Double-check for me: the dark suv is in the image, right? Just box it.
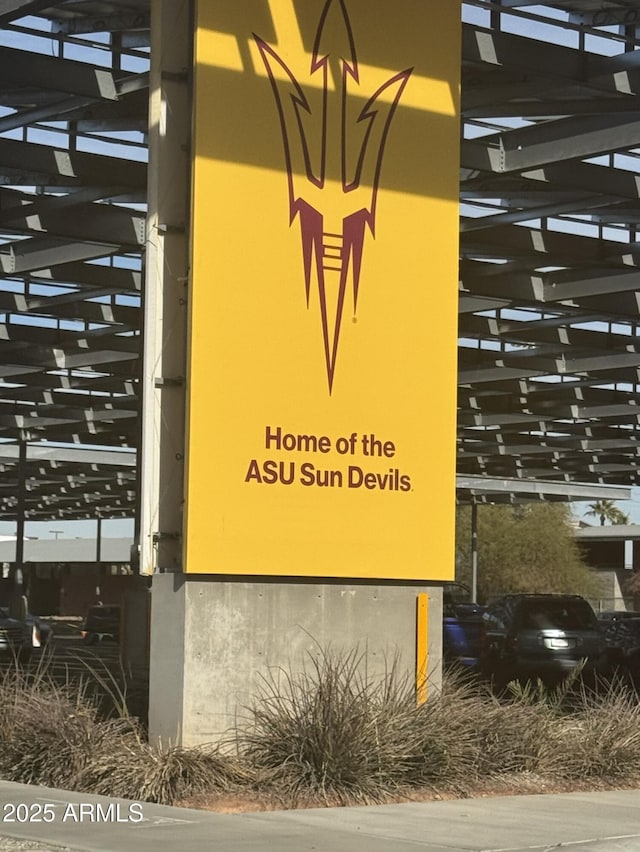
[479,594,605,688]
[601,617,640,682]
[81,604,121,644]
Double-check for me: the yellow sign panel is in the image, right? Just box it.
[186,0,460,579]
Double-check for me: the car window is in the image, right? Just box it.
[484,604,507,630]
[518,600,597,630]
[85,606,120,627]
[88,606,119,617]
[613,620,640,638]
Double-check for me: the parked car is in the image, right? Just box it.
[601,617,640,681]
[0,608,53,650]
[479,594,606,688]
[443,603,486,671]
[81,604,121,644]
[25,613,53,649]
[0,608,34,659]
[443,581,473,613]
[32,615,53,647]
[598,610,640,622]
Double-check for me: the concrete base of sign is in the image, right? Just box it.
[148,574,444,747]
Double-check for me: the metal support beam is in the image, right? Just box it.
[471,501,478,604]
[0,0,60,24]
[2,238,120,274]
[53,11,151,36]
[0,137,146,189]
[139,0,190,574]
[0,46,118,100]
[28,260,142,292]
[457,475,632,501]
[0,187,145,247]
[96,513,102,572]
[11,437,26,618]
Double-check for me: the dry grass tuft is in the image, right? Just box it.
[236,648,432,805]
[0,667,134,790]
[0,648,640,807]
[75,739,251,805]
[0,664,244,805]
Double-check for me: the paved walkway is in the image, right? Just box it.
[0,781,639,851]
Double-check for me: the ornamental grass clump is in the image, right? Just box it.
[418,674,553,788]
[470,670,640,785]
[0,666,134,790]
[1,645,640,808]
[535,678,640,782]
[0,662,247,805]
[75,739,252,805]
[237,648,456,805]
[238,654,640,805]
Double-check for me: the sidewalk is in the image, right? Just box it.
[0,781,639,851]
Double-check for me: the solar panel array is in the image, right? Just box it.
[1,0,640,521]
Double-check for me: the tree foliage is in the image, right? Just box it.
[456,503,602,603]
[583,499,629,526]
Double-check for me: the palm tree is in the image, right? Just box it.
[584,499,630,526]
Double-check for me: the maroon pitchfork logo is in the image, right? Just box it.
[254,0,412,393]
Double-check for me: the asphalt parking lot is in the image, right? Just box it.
[0,629,147,723]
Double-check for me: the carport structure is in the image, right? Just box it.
[0,0,147,534]
[0,0,639,545]
[460,0,640,496]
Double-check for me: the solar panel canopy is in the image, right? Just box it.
[1,0,639,522]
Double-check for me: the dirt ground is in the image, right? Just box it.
[177,775,640,814]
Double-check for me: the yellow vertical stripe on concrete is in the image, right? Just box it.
[416,592,429,705]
